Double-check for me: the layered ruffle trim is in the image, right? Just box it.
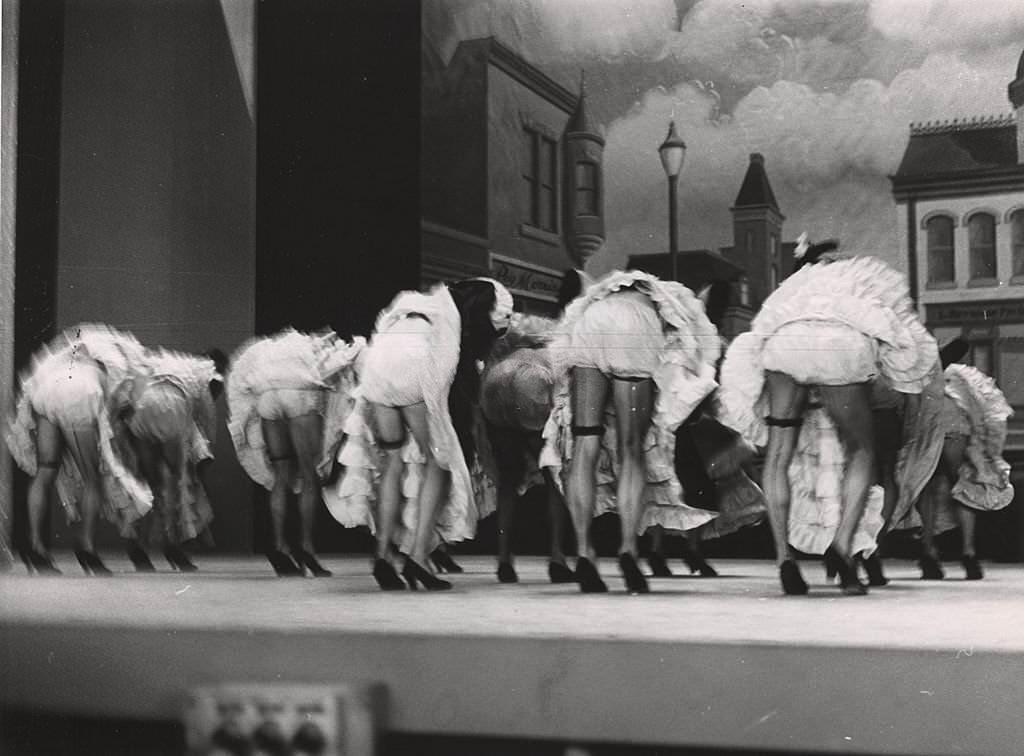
[718,257,937,447]
[786,407,884,556]
[227,333,364,493]
[944,364,1014,511]
[323,396,480,547]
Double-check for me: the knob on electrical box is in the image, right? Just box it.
[183,683,386,756]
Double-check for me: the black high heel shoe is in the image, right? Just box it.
[619,553,650,594]
[548,561,576,584]
[75,549,112,576]
[127,544,155,572]
[402,558,451,591]
[918,553,945,580]
[429,548,464,574]
[647,552,674,577]
[372,558,406,590]
[574,557,607,593]
[164,544,198,573]
[779,560,808,595]
[496,562,518,583]
[267,550,303,577]
[20,547,61,575]
[860,553,888,586]
[293,549,331,577]
[683,553,719,578]
[824,548,867,596]
[961,554,983,581]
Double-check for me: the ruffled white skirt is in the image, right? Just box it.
[562,290,666,378]
[762,323,878,385]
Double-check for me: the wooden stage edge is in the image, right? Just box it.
[1,556,1023,755]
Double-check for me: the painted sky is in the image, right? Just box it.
[423,0,1024,276]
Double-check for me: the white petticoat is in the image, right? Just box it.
[562,290,666,378]
[541,270,721,533]
[30,359,106,431]
[762,322,878,385]
[359,316,432,407]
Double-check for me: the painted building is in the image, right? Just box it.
[629,153,797,341]
[891,50,1024,451]
[421,37,605,315]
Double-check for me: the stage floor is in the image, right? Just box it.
[2,555,1024,754]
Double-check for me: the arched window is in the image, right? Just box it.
[1011,209,1024,279]
[968,212,997,282]
[925,215,954,285]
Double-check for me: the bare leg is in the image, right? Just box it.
[369,403,405,561]
[818,383,875,563]
[261,418,293,553]
[496,484,516,566]
[567,367,609,562]
[956,504,977,557]
[401,402,447,566]
[762,372,807,566]
[612,377,653,557]
[288,413,324,554]
[64,425,103,553]
[27,417,63,555]
[542,469,568,565]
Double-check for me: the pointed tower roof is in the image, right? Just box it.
[733,153,780,212]
[1009,48,1024,107]
[565,71,604,145]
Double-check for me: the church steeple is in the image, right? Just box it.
[729,153,786,307]
[562,70,605,268]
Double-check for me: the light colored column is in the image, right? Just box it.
[1,0,21,568]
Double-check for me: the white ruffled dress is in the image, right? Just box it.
[122,349,221,543]
[323,285,482,550]
[539,270,721,533]
[5,324,154,536]
[718,256,938,556]
[893,364,1014,534]
[227,330,365,493]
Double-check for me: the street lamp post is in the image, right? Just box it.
[658,121,687,282]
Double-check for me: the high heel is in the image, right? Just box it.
[918,553,945,580]
[402,558,451,591]
[860,553,888,587]
[683,554,719,578]
[75,549,112,576]
[548,561,576,584]
[825,548,867,596]
[779,560,808,595]
[574,557,607,593]
[372,558,406,590]
[19,547,61,575]
[293,549,331,577]
[429,547,463,574]
[961,554,983,581]
[127,544,156,572]
[496,561,518,584]
[619,553,650,594]
[647,552,674,578]
[267,550,303,577]
[164,544,198,573]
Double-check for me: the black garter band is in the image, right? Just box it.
[572,425,605,437]
[377,437,406,450]
[612,375,647,382]
[765,416,802,428]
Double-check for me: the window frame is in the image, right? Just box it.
[521,124,560,235]
[966,210,998,286]
[924,213,956,289]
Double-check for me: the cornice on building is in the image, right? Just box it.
[477,37,577,114]
[890,165,1024,201]
[909,114,1015,136]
